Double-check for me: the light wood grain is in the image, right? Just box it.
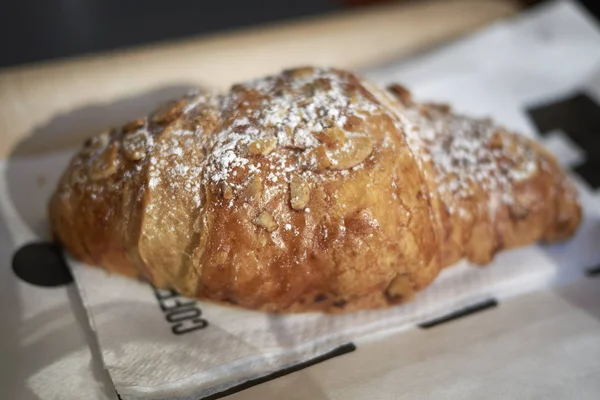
[0,0,518,158]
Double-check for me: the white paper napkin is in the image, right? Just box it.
[13,1,600,399]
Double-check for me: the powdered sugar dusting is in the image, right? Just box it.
[201,67,383,195]
[390,99,538,215]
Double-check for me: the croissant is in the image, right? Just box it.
[49,67,581,313]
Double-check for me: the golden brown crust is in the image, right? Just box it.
[49,67,581,313]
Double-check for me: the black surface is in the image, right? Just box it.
[12,242,73,286]
[586,265,600,277]
[418,299,499,329]
[0,0,339,68]
[199,343,356,400]
[579,0,600,20]
[527,92,600,189]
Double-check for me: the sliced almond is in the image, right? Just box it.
[488,131,504,150]
[299,84,315,98]
[300,145,331,172]
[290,174,310,211]
[424,102,451,114]
[122,130,148,161]
[343,115,363,131]
[420,104,451,119]
[328,136,374,170]
[151,99,186,124]
[221,182,234,200]
[248,138,277,156]
[387,84,413,106]
[214,250,228,265]
[254,210,278,232]
[349,93,362,106]
[359,85,381,105]
[242,175,262,203]
[89,143,119,180]
[122,118,146,133]
[287,67,314,79]
[385,273,415,302]
[83,131,110,155]
[320,117,335,128]
[314,127,346,149]
[314,78,332,91]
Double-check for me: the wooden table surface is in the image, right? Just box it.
[0,0,517,159]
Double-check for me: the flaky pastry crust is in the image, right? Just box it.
[49,67,581,313]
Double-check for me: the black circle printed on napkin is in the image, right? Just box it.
[12,242,73,286]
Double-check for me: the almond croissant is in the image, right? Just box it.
[49,67,581,313]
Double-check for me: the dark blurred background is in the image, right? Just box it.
[1,0,599,69]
